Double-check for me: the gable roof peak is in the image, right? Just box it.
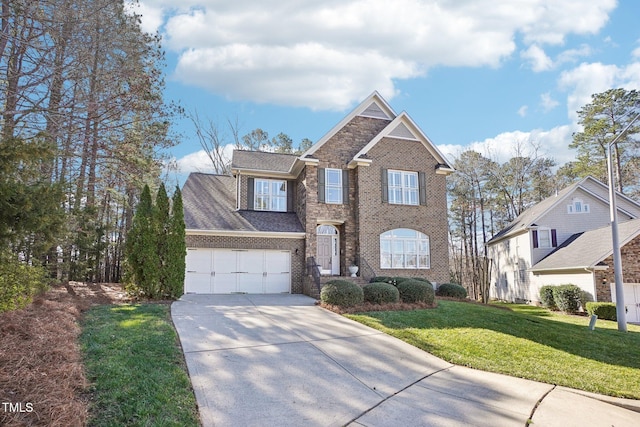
[300,91,397,157]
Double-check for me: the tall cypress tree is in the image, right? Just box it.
[155,183,170,296]
[165,186,186,298]
[126,184,160,298]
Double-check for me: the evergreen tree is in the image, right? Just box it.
[165,186,186,298]
[155,183,170,296]
[126,184,160,298]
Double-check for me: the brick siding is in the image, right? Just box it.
[595,234,640,302]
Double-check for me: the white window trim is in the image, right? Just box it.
[325,168,342,204]
[537,228,552,249]
[254,179,287,212]
[567,199,590,214]
[388,170,418,205]
[380,228,430,269]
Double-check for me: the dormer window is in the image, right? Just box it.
[567,199,589,214]
[254,179,287,212]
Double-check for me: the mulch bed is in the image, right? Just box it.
[0,282,129,427]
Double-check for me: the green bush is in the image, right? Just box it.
[396,279,435,304]
[370,276,396,285]
[320,280,364,307]
[585,302,617,321]
[393,276,411,285]
[552,284,582,313]
[436,283,467,299]
[0,255,49,312]
[363,282,400,304]
[539,285,556,309]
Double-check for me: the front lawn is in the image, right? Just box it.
[346,300,640,399]
[80,304,200,426]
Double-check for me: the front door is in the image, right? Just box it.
[317,225,339,275]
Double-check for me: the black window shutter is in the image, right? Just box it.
[551,229,557,247]
[418,172,427,206]
[287,180,294,212]
[381,168,388,203]
[317,168,325,203]
[342,170,349,204]
[532,230,538,248]
[247,177,254,210]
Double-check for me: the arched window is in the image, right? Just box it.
[380,228,430,269]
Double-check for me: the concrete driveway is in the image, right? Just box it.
[171,294,640,427]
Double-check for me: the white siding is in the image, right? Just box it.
[489,231,532,302]
[530,271,596,305]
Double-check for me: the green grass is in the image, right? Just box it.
[80,304,200,427]
[346,300,640,399]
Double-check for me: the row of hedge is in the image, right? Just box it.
[321,277,467,307]
[539,284,582,313]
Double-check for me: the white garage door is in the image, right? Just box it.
[185,249,291,294]
[611,283,640,324]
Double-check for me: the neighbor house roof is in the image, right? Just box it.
[486,176,640,245]
[530,218,640,272]
[182,173,304,235]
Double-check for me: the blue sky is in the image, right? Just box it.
[127,1,640,184]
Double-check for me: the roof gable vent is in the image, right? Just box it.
[360,102,392,120]
[389,122,417,140]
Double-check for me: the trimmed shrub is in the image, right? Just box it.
[539,285,556,310]
[585,302,617,321]
[363,282,400,304]
[436,283,467,299]
[552,284,582,313]
[393,276,411,285]
[396,279,435,304]
[370,276,396,285]
[320,280,364,307]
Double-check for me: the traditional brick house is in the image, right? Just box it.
[182,91,454,295]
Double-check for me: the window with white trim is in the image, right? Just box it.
[388,170,418,205]
[567,199,589,214]
[325,168,342,204]
[254,179,286,212]
[380,228,430,269]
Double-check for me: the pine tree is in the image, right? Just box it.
[165,186,186,298]
[126,184,160,297]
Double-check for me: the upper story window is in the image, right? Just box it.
[567,199,589,214]
[317,168,348,204]
[532,228,557,249]
[382,169,426,206]
[325,168,343,204]
[380,228,430,269]
[254,179,286,212]
[388,170,418,205]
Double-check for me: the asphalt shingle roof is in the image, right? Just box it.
[231,150,298,173]
[182,173,304,233]
[530,218,640,271]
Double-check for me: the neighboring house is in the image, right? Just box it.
[486,176,640,323]
[182,91,454,295]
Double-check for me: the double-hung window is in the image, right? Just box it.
[325,168,342,204]
[388,170,419,205]
[254,179,286,212]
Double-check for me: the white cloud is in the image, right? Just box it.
[521,45,553,72]
[540,92,559,112]
[558,61,640,122]
[173,145,235,174]
[438,125,575,166]
[517,105,528,117]
[134,0,617,110]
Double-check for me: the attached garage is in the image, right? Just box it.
[611,283,640,324]
[185,248,291,294]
